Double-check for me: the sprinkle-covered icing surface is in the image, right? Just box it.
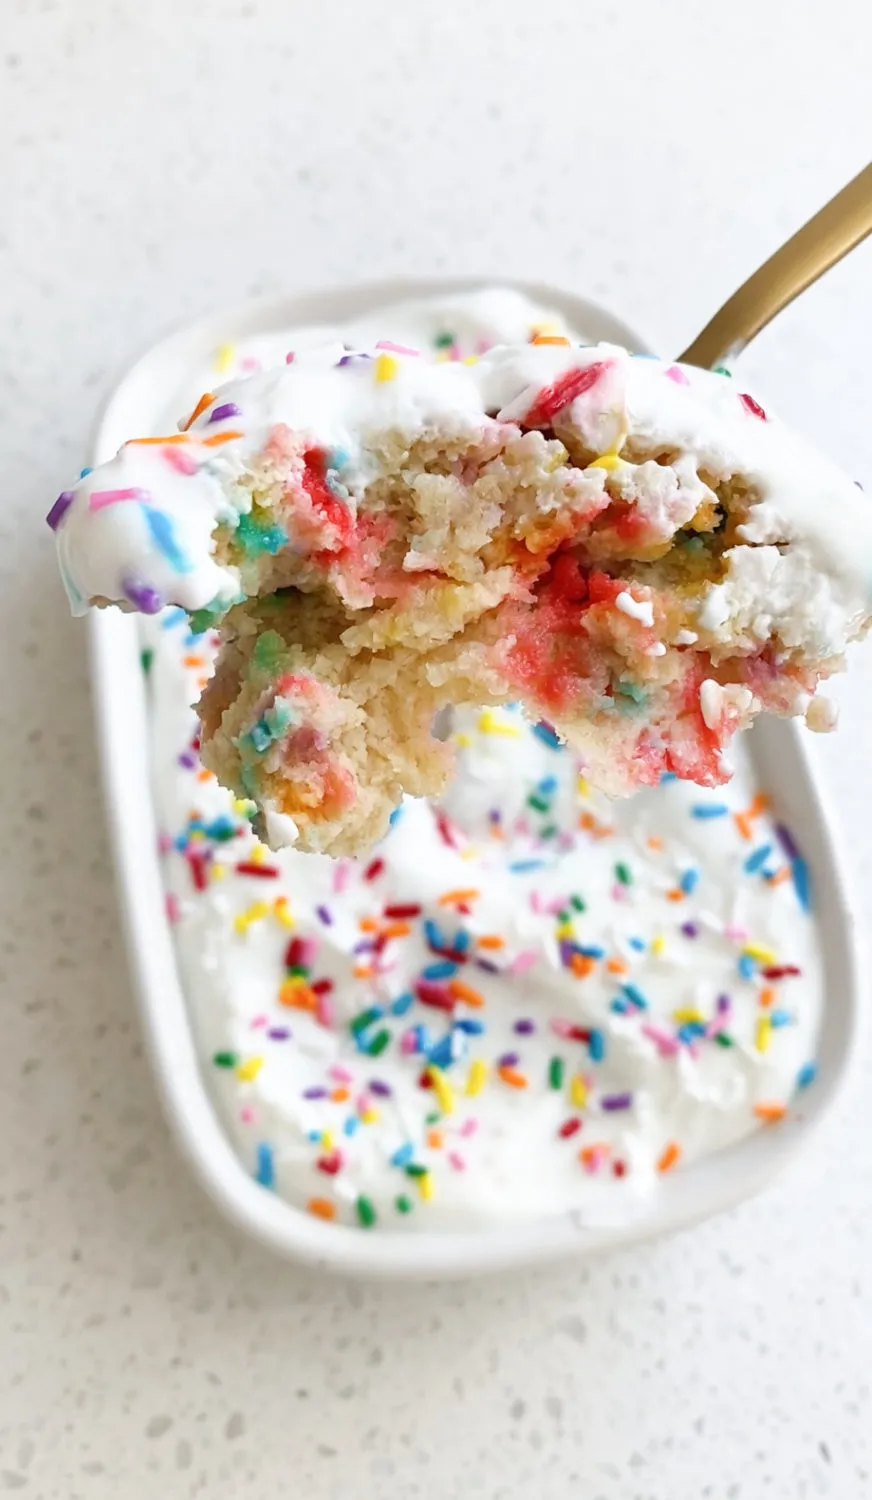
[133,288,824,1232]
[148,610,820,1230]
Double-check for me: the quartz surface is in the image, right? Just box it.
[2,1,872,1495]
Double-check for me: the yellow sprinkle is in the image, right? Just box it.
[453,732,472,748]
[587,452,627,472]
[211,863,227,882]
[673,1007,704,1025]
[576,774,590,800]
[428,1065,456,1116]
[755,1016,772,1053]
[418,1172,434,1201]
[462,354,479,365]
[360,1108,380,1125]
[466,1058,487,1096]
[249,843,266,866]
[233,900,270,934]
[555,923,574,940]
[236,1056,264,1082]
[374,352,398,382]
[743,942,777,965]
[570,1074,588,1109]
[273,896,295,928]
[233,798,253,816]
[215,341,236,374]
[477,709,523,738]
[651,935,666,956]
[320,1130,335,1150]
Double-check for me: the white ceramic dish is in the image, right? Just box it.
[87,277,861,1278]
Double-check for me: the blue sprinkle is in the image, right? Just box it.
[660,771,677,783]
[306,1129,321,1143]
[390,991,414,1016]
[160,606,187,630]
[255,1142,275,1189]
[797,1061,817,1089]
[426,1034,456,1069]
[628,936,646,952]
[452,930,471,954]
[539,775,558,795]
[679,868,700,895]
[744,844,773,874]
[770,1009,793,1028]
[610,998,629,1014]
[577,944,606,959]
[532,721,562,748]
[424,918,447,952]
[454,1017,485,1035]
[79,466,93,478]
[621,983,649,1010]
[632,351,659,360]
[588,1029,605,1062]
[390,1142,415,1167]
[143,506,192,573]
[422,960,458,981]
[343,1116,360,1137]
[691,804,729,819]
[678,1022,705,1044]
[388,804,404,827]
[791,856,812,912]
[509,859,547,873]
[738,953,757,980]
[413,1024,432,1053]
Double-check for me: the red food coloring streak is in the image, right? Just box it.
[300,447,355,551]
[739,392,767,420]
[524,361,610,426]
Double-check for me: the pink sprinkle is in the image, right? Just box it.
[665,364,690,385]
[459,1117,479,1137]
[375,339,420,356]
[328,1064,353,1083]
[88,486,150,511]
[399,1029,419,1055]
[316,994,335,1028]
[641,1023,680,1057]
[546,897,565,915]
[239,1106,255,1123]
[250,1014,268,1029]
[739,391,768,421]
[165,893,181,924]
[725,923,748,942]
[516,817,532,838]
[510,950,539,975]
[333,860,352,893]
[447,1151,467,1171]
[356,1092,372,1117]
[163,445,199,475]
[285,351,296,364]
[550,1018,575,1038]
[158,832,174,854]
[611,883,629,903]
[530,891,546,913]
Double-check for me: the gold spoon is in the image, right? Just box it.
[679,161,872,369]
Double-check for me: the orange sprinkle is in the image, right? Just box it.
[183,654,205,668]
[666,888,685,902]
[353,964,374,980]
[497,1064,528,1089]
[754,1102,786,1123]
[383,921,411,939]
[358,916,378,933]
[579,812,614,839]
[448,978,485,1008]
[196,768,213,783]
[125,432,191,446]
[734,812,753,842]
[307,1197,336,1221]
[767,867,791,887]
[438,888,481,905]
[182,391,214,429]
[571,953,595,978]
[759,986,775,1009]
[330,1087,350,1104]
[647,836,664,851]
[606,957,628,975]
[531,334,572,345]
[749,793,770,817]
[579,1142,609,1169]
[477,935,504,950]
[201,428,244,447]
[657,1141,681,1173]
[278,980,317,1011]
[426,1128,444,1149]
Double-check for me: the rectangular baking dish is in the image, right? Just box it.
[87,278,862,1278]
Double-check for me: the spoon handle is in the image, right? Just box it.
[679,161,872,369]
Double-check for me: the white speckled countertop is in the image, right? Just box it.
[3,1,872,1494]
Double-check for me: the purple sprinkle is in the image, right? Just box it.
[177,751,197,769]
[267,1027,291,1041]
[352,939,376,955]
[681,922,699,938]
[716,993,731,1013]
[337,350,372,367]
[514,1019,536,1035]
[775,822,801,861]
[122,576,164,614]
[368,1079,392,1097]
[46,490,75,531]
[208,401,242,423]
[498,1050,520,1068]
[476,958,501,974]
[316,905,333,926]
[302,1086,328,1100]
[601,1092,633,1111]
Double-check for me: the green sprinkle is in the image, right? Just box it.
[424,1111,441,1126]
[285,964,310,979]
[433,331,455,349]
[395,1194,413,1214]
[350,1006,383,1036]
[212,1051,238,1068]
[366,1028,391,1057]
[570,895,587,912]
[715,1032,735,1048]
[527,794,550,813]
[713,365,732,377]
[557,909,571,924]
[548,1056,565,1090]
[615,862,633,886]
[356,1195,376,1228]
[540,824,559,840]
[405,1162,428,1178]
[140,647,154,674]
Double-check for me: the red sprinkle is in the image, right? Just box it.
[524,361,610,426]
[235,861,280,878]
[364,857,385,882]
[384,903,423,919]
[739,392,768,421]
[316,1152,342,1176]
[567,1025,592,1043]
[311,978,334,996]
[612,1160,627,1178]
[434,810,460,848]
[415,980,455,1011]
[558,1118,582,1138]
[186,849,209,891]
[761,965,801,980]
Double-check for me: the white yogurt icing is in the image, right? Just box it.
[136,288,823,1232]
